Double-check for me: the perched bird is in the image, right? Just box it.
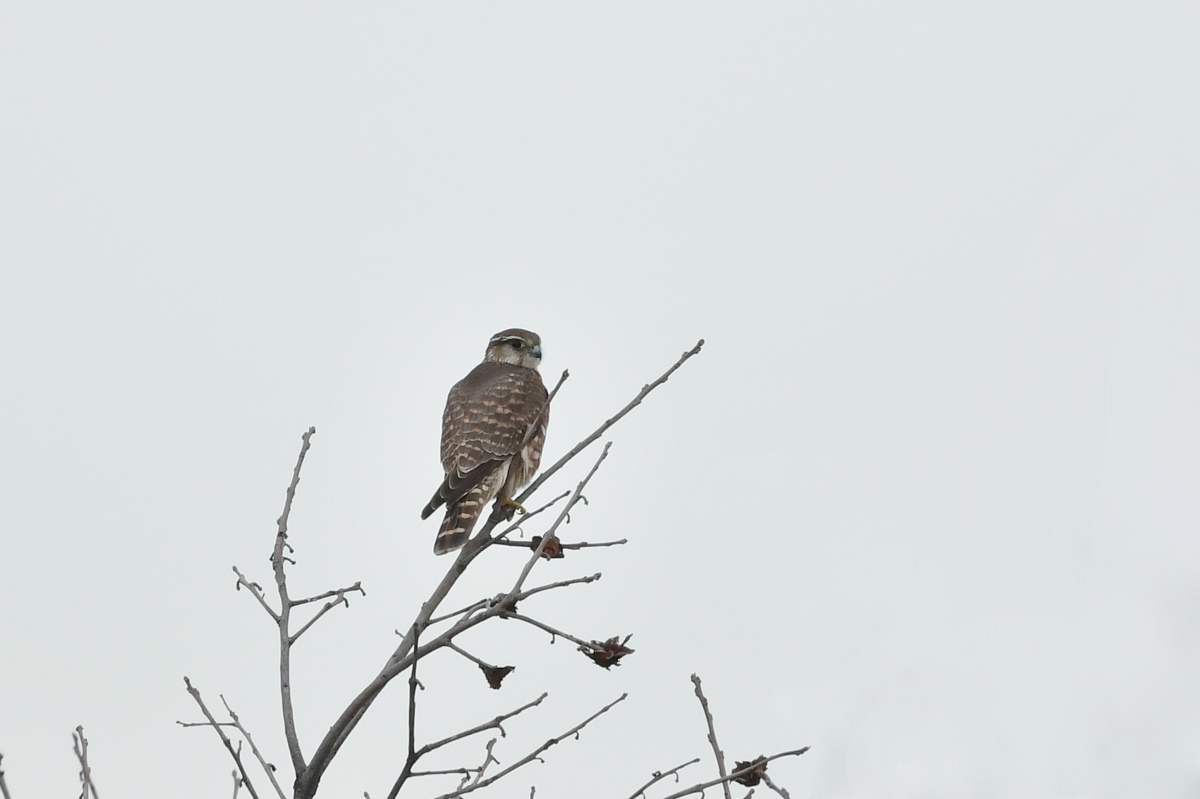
[421,329,550,555]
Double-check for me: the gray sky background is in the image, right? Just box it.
[2,3,1199,797]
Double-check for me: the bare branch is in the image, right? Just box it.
[465,739,499,789]
[444,641,490,669]
[183,677,261,799]
[233,567,281,623]
[407,629,420,765]
[381,628,424,799]
[407,574,604,677]
[290,582,366,644]
[425,598,489,628]
[276,427,315,547]
[294,342,703,799]
[273,427,315,775]
[220,695,287,799]
[420,692,547,756]
[293,581,365,607]
[759,772,791,799]
[625,758,702,799]
[490,537,627,550]
[502,612,592,649]
[0,752,12,799]
[431,694,628,799]
[304,443,614,792]
[519,369,568,453]
[409,767,472,778]
[515,572,602,602]
[515,339,704,505]
[387,691,551,797]
[73,727,97,799]
[691,674,732,799]
[656,749,810,799]
[510,442,611,595]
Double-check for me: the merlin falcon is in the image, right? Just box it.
[421,329,550,555]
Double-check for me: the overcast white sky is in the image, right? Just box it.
[3,3,1199,797]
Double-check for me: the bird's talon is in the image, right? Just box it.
[501,496,528,515]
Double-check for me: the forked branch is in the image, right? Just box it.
[183,677,261,799]
[385,691,549,799]
[220,695,287,799]
[636,675,807,799]
[654,749,809,799]
[515,340,703,506]
[73,726,97,799]
[271,427,315,775]
[281,343,704,799]
[430,693,629,799]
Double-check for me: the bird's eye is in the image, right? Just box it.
[509,339,524,350]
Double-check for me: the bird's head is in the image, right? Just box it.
[484,329,542,369]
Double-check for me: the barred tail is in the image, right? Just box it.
[434,484,486,555]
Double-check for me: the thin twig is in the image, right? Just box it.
[519,369,568,452]
[624,758,702,799]
[445,641,491,669]
[274,427,315,775]
[515,339,703,505]
[466,739,499,789]
[295,343,703,799]
[420,693,547,756]
[515,572,602,602]
[386,691,551,799]
[220,695,287,799]
[503,613,592,648]
[656,749,810,799]
[183,677,261,799]
[233,567,280,623]
[407,628,420,765]
[431,694,628,799]
[293,581,365,606]
[425,598,489,628]
[510,442,611,595]
[73,726,97,799]
[382,627,423,799]
[691,674,732,799]
[409,767,473,778]
[290,582,366,644]
[404,573,604,675]
[0,752,11,799]
[490,537,627,550]
[759,773,791,799]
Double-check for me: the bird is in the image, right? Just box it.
[421,329,550,555]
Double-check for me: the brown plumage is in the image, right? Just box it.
[421,329,549,555]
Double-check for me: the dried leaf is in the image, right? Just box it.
[579,635,634,669]
[479,664,515,690]
[530,535,564,559]
[732,756,768,786]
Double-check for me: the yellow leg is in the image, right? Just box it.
[499,495,528,515]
